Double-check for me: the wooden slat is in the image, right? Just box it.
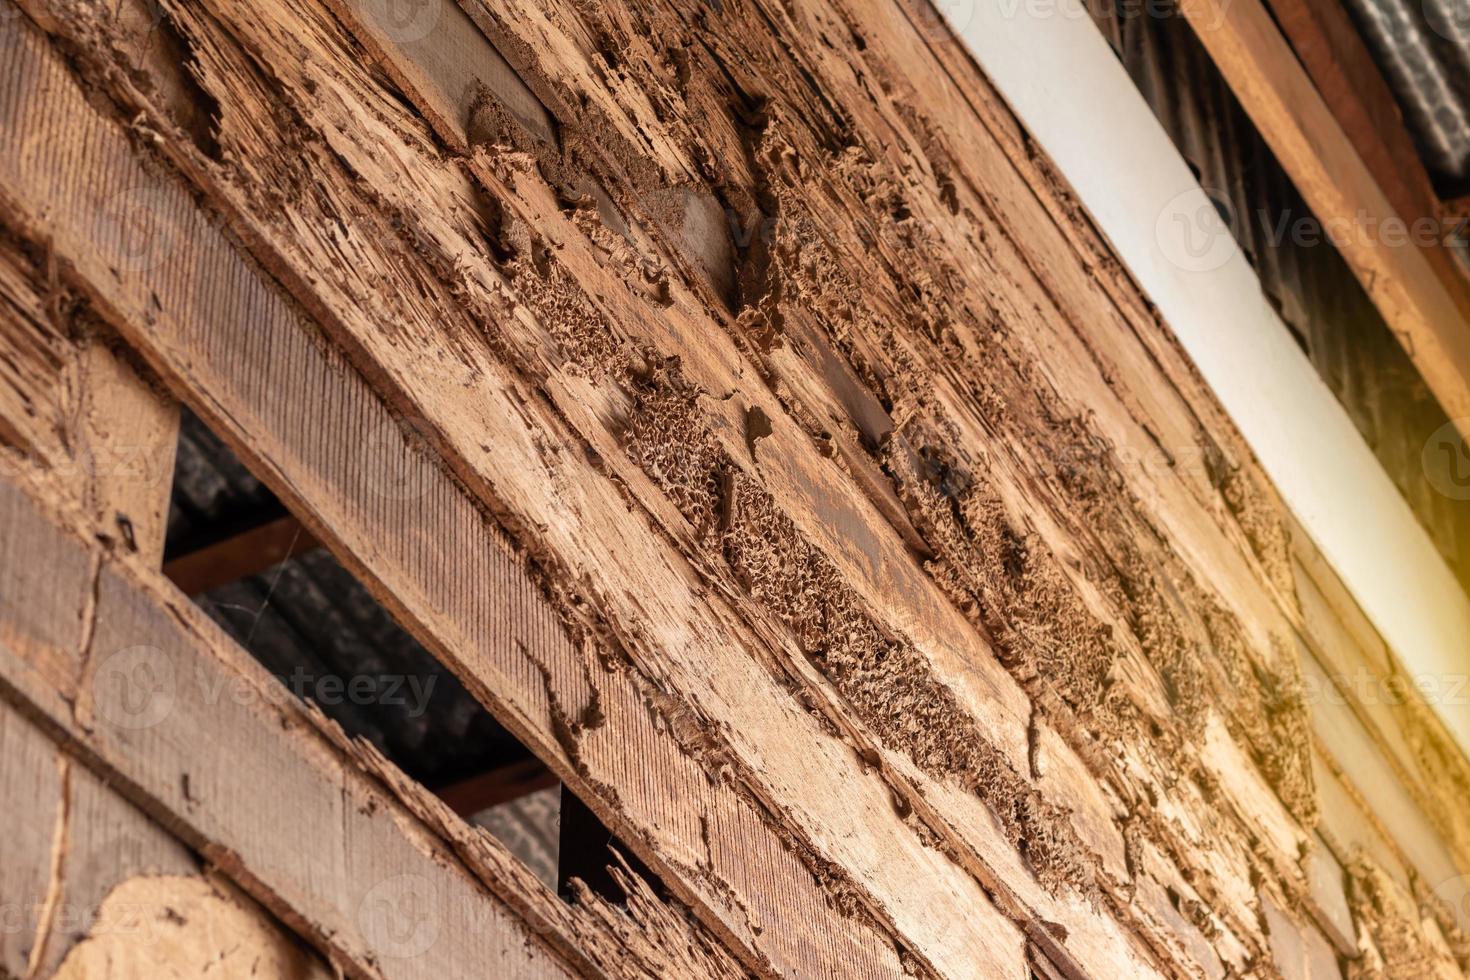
[434,758,558,816]
[163,515,319,596]
[0,702,66,977]
[1258,0,1441,226]
[0,14,936,976]
[1179,0,1470,436]
[0,469,748,980]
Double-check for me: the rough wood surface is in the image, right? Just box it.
[0,0,1466,975]
[0,685,337,980]
[65,340,178,564]
[0,466,750,980]
[0,233,177,564]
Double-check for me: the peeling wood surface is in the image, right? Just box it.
[0,0,1466,976]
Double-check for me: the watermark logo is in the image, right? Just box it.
[362,414,438,502]
[358,874,439,959]
[92,645,176,731]
[1424,0,1470,42]
[1155,187,1239,273]
[1433,873,1470,933]
[912,0,979,42]
[1423,418,1470,500]
[357,0,441,44]
[1300,667,1469,708]
[95,188,179,273]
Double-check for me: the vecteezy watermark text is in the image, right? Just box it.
[91,644,438,731]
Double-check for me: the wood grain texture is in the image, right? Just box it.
[0,703,341,980]
[0,466,749,980]
[66,340,178,565]
[1258,0,1441,225]
[0,0,1467,974]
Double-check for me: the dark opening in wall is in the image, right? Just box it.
[160,407,657,897]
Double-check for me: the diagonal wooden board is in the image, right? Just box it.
[0,10,996,976]
[0,0,1393,969]
[0,464,757,980]
[1173,0,1470,419]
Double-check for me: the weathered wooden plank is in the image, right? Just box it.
[1288,518,1470,876]
[0,9,1046,980]
[1299,651,1467,892]
[0,701,344,980]
[0,0,1354,974]
[144,0,1323,966]
[1178,0,1470,435]
[0,702,65,977]
[0,16,937,976]
[0,475,583,980]
[65,339,178,564]
[321,0,555,152]
[0,436,93,716]
[0,467,752,980]
[0,231,177,564]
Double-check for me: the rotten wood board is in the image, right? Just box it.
[0,17,962,976]
[0,466,751,980]
[0,1,1352,975]
[0,5,1264,975]
[199,0,1315,941]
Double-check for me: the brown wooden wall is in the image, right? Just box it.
[0,0,1466,976]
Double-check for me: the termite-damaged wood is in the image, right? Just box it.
[0,11,1029,979]
[0,0,1376,977]
[0,466,751,980]
[0,231,177,564]
[2,0,1468,977]
[0,684,337,980]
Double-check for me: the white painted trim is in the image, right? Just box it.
[942,0,1470,750]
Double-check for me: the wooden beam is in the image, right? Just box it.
[163,515,319,597]
[0,16,940,976]
[434,758,557,816]
[0,468,748,980]
[0,0,1356,973]
[1257,0,1440,224]
[1178,0,1470,437]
